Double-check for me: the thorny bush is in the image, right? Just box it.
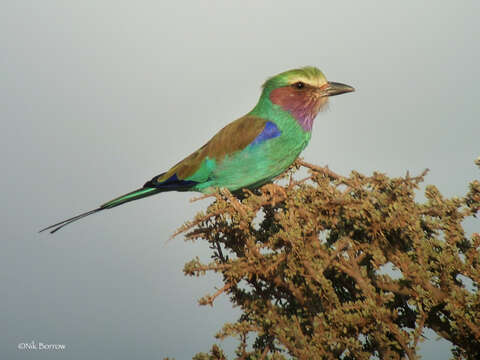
[174,159,480,360]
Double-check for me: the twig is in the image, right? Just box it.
[260,346,270,360]
[204,283,232,306]
[189,192,218,203]
[220,188,249,218]
[297,159,344,180]
[215,240,226,263]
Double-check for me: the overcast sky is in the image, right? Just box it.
[1,1,479,359]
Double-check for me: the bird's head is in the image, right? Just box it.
[259,66,354,131]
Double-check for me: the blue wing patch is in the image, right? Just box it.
[250,121,282,146]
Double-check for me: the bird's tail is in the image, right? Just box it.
[39,187,160,234]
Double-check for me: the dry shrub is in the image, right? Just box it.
[175,159,480,360]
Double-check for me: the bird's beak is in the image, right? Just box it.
[323,81,355,97]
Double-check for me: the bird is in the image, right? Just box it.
[40,66,354,233]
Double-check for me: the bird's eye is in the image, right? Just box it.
[292,82,305,89]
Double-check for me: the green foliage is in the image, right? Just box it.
[176,159,480,360]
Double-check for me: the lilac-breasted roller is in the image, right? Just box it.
[40,66,354,233]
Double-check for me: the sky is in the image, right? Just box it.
[1,1,479,359]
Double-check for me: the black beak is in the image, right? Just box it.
[325,81,355,97]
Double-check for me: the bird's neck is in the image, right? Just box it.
[249,96,311,132]
[249,93,313,132]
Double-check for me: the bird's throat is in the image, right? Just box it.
[269,87,327,132]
